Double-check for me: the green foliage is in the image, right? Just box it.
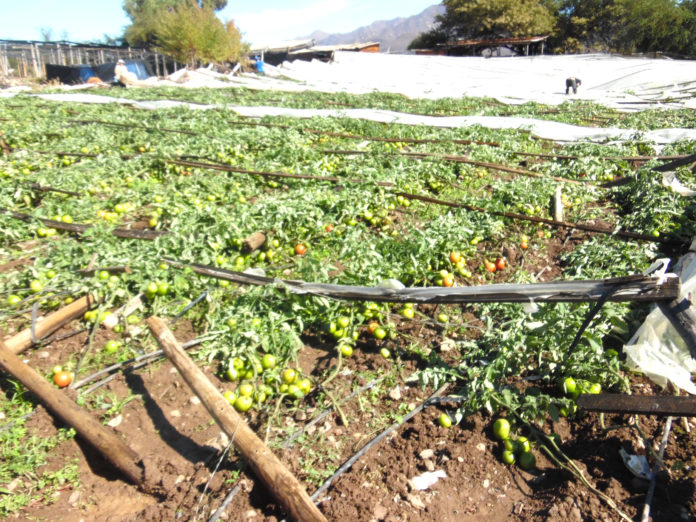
[439,0,557,39]
[414,0,696,55]
[123,0,246,63]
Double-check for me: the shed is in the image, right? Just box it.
[45,59,152,85]
[415,36,549,58]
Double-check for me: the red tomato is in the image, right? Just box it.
[520,241,528,250]
[295,244,307,255]
[495,257,506,271]
[449,251,462,264]
[325,224,334,232]
[442,273,455,287]
[53,370,72,388]
[484,260,497,273]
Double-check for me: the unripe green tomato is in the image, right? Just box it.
[373,327,387,340]
[517,436,531,453]
[339,343,353,357]
[222,390,236,405]
[297,378,312,394]
[502,450,516,465]
[380,348,391,359]
[282,368,298,384]
[518,451,536,470]
[438,413,452,428]
[337,316,351,329]
[104,340,120,353]
[561,377,577,396]
[287,384,304,400]
[225,367,240,381]
[493,418,511,440]
[233,395,253,412]
[238,383,254,397]
[261,354,276,370]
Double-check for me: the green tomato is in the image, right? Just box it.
[518,451,536,470]
[282,368,298,385]
[225,367,240,381]
[380,348,391,359]
[30,280,43,293]
[517,436,531,453]
[437,313,449,324]
[438,413,452,428]
[339,343,353,357]
[502,450,516,465]
[297,378,312,394]
[287,384,304,400]
[7,294,21,306]
[399,307,414,319]
[145,282,158,295]
[337,316,351,329]
[261,354,276,370]
[238,383,254,397]
[588,382,602,394]
[561,377,577,396]
[373,327,387,340]
[233,395,253,412]
[222,390,236,405]
[104,340,121,353]
[493,418,511,441]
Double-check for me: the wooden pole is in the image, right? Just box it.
[242,232,266,253]
[4,295,96,354]
[0,339,154,493]
[147,317,326,522]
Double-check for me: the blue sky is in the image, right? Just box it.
[0,1,437,46]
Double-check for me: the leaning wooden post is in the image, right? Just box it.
[4,295,96,354]
[147,317,326,522]
[0,339,155,493]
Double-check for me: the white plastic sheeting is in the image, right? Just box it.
[625,254,696,394]
[27,92,696,145]
[237,52,696,111]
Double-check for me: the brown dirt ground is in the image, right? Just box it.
[1,227,694,521]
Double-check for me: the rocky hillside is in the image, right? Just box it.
[305,5,444,53]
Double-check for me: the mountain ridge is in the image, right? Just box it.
[303,5,443,53]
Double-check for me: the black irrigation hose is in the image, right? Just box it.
[281,377,384,449]
[310,383,449,503]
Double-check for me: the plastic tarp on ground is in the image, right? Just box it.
[29,92,696,146]
[45,60,152,85]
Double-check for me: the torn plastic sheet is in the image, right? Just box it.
[662,171,696,197]
[624,255,696,395]
[22,92,696,145]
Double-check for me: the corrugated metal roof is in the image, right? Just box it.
[445,35,549,47]
[249,39,314,54]
[289,42,380,54]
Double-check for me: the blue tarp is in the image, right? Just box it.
[46,60,152,85]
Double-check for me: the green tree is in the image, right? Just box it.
[122,0,246,63]
[439,0,557,39]
[410,0,557,49]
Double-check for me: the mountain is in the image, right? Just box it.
[305,5,444,53]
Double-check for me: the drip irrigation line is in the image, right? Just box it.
[396,192,680,245]
[281,377,383,449]
[73,334,214,391]
[0,412,34,434]
[170,290,209,326]
[324,148,595,187]
[208,485,241,522]
[0,208,168,240]
[641,416,674,522]
[19,182,82,197]
[564,287,618,363]
[310,383,449,502]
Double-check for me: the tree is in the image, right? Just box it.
[438,0,557,40]
[122,0,247,64]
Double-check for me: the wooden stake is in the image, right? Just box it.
[0,339,154,493]
[147,317,326,522]
[242,232,266,253]
[4,295,95,355]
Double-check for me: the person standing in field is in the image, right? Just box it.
[565,77,581,94]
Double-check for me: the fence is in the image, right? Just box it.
[0,39,177,81]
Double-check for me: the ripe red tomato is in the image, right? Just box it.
[295,244,307,256]
[53,370,72,388]
[442,273,455,287]
[484,260,497,273]
[495,257,506,271]
[449,251,462,264]
[325,224,334,232]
